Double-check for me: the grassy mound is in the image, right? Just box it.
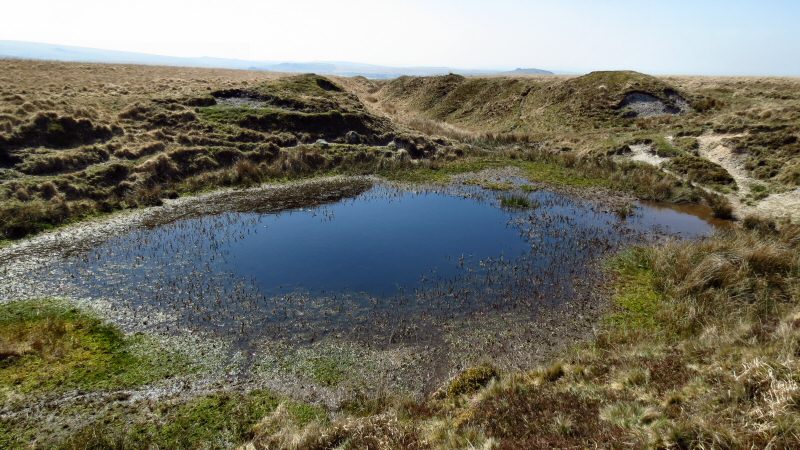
[381,74,529,132]
[212,74,359,114]
[0,113,114,155]
[198,106,385,140]
[379,71,693,140]
[15,145,110,175]
[200,74,394,142]
[547,71,689,117]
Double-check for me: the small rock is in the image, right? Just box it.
[314,139,330,149]
[344,131,361,144]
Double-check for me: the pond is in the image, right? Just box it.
[21,184,717,348]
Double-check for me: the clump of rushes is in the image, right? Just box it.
[500,193,534,209]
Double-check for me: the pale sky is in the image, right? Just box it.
[3,0,800,75]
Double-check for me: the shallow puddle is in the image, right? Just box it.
[19,184,717,348]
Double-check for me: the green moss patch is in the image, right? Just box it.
[301,355,351,387]
[0,299,193,400]
[605,248,661,331]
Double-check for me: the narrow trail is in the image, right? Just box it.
[617,134,799,223]
[697,132,800,222]
[696,133,751,194]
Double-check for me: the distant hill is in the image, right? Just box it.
[0,40,556,79]
[504,68,554,75]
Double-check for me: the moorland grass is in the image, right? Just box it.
[0,299,193,400]
[4,62,796,241]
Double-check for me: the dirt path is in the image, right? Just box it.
[696,133,752,194]
[752,188,800,222]
[618,134,799,223]
[697,133,800,222]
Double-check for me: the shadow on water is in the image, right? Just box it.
[23,184,719,353]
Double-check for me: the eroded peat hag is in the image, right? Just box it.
[2,179,718,382]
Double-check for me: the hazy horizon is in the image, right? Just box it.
[3,0,800,76]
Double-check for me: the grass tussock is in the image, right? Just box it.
[434,364,499,399]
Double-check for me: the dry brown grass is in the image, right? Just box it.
[250,410,423,450]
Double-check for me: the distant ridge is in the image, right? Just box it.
[0,40,557,79]
[504,68,554,75]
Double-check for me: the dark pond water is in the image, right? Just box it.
[33,185,717,345]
